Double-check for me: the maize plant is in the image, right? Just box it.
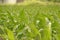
[0,3,60,40]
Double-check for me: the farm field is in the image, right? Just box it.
[0,2,60,40]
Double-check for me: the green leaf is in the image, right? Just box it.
[6,28,14,40]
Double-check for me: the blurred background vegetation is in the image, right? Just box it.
[0,0,60,4]
[0,0,60,40]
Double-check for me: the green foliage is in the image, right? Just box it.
[0,4,60,40]
[40,0,60,2]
